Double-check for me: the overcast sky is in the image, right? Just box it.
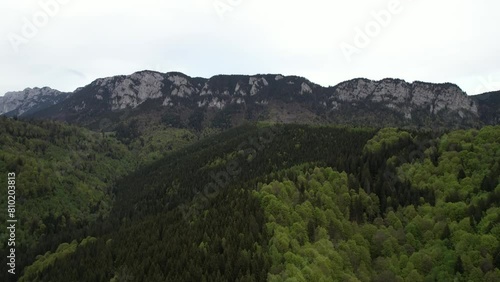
[1,0,499,96]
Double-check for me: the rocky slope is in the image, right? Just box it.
[0,87,70,117]
[331,78,477,119]
[17,71,496,129]
[471,90,500,125]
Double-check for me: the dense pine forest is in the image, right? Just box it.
[1,117,500,281]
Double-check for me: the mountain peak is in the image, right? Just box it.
[0,87,69,116]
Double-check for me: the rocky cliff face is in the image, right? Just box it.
[330,78,477,120]
[92,71,166,110]
[0,87,70,117]
[20,71,493,128]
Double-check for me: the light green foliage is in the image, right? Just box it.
[127,125,197,163]
[19,237,96,282]
[364,128,411,154]
[255,166,378,281]
[396,127,500,280]
[256,126,500,281]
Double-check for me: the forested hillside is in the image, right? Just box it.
[0,117,135,249]
[255,127,500,281]
[3,122,498,281]
[0,117,203,280]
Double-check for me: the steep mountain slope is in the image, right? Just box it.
[0,87,71,117]
[471,91,500,125]
[30,71,482,129]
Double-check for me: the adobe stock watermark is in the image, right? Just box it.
[213,0,244,20]
[340,0,413,63]
[7,0,71,53]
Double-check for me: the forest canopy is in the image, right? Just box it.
[0,117,499,281]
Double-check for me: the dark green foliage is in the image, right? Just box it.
[115,119,140,144]
[188,109,205,131]
[455,256,464,274]
[211,105,241,129]
[161,112,182,128]
[22,189,269,282]
[458,168,466,180]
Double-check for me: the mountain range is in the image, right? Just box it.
[2,71,500,129]
[1,72,500,281]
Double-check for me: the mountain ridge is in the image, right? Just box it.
[0,87,70,117]
[2,70,499,128]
